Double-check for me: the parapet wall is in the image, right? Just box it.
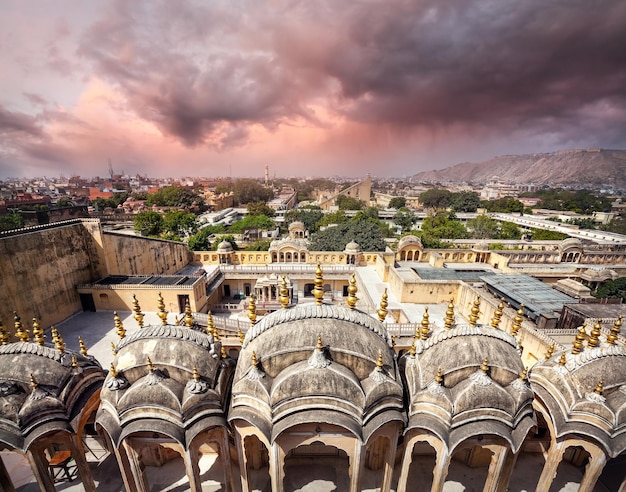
[0,219,107,334]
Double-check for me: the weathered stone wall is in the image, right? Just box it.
[0,220,107,335]
[102,232,192,276]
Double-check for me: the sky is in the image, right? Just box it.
[1,0,626,179]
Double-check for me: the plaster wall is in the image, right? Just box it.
[0,220,107,335]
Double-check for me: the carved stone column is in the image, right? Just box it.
[483,446,518,492]
[535,441,566,492]
[578,453,606,492]
[431,452,451,492]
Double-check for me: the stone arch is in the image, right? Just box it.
[283,441,350,491]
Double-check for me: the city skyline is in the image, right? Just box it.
[1,0,626,179]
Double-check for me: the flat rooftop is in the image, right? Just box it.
[93,275,199,287]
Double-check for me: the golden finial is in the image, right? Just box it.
[210,313,220,340]
[114,312,126,339]
[444,299,455,330]
[251,351,259,367]
[491,298,505,329]
[132,294,144,328]
[313,264,325,306]
[78,336,88,356]
[588,321,601,348]
[280,276,290,309]
[111,341,117,356]
[377,289,388,322]
[545,343,555,360]
[32,318,45,346]
[147,356,154,372]
[316,334,323,351]
[420,307,431,340]
[391,335,396,347]
[480,358,489,373]
[247,295,257,326]
[558,352,567,366]
[572,325,586,354]
[192,366,200,381]
[237,327,245,344]
[0,320,9,345]
[54,329,65,354]
[14,312,29,342]
[50,326,59,345]
[511,304,524,336]
[519,367,528,380]
[607,315,622,345]
[435,368,443,385]
[594,380,603,395]
[376,350,384,369]
[469,297,481,327]
[409,338,416,356]
[157,292,168,325]
[346,273,357,309]
[183,299,194,327]
[71,355,78,368]
[109,363,118,378]
[221,346,227,359]
[29,374,38,390]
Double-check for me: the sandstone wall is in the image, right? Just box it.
[0,220,107,335]
[102,232,192,276]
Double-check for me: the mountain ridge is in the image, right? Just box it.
[412,149,626,189]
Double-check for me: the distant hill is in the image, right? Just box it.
[412,149,626,189]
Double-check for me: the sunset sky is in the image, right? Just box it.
[1,0,625,179]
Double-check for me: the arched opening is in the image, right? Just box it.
[362,436,390,490]
[283,442,350,492]
[244,435,270,492]
[598,451,626,492]
[400,251,406,261]
[551,445,591,491]
[445,444,493,490]
[272,252,277,262]
[304,283,314,297]
[509,413,549,491]
[300,252,306,261]
[197,441,226,490]
[406,440,437,491]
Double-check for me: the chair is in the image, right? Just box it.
[48,450,74,482]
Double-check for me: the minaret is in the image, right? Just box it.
[265,164,269,186]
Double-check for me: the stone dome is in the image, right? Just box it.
[288,221,305,231]
[97,323,233,448]
[558,238,583,253]
[397,235,423,250]
[0,341,105,451]
[472,241,490,252]
[344,240,361,254]
[230,303,404,443]
[401,324,535,453]
[529,340,626,457]
[217,240,234,254]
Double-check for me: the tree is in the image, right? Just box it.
[163,210,198,237]
[480,197,524,213]
[56,197,73,208]
[467,215,499,239]
[187,228,213,251]
[450,191,480,212]
[247,201,276,217]
[419,189,452,210]
[134,211,164,236]
[336,195,364,210]
[145,186,204,208]
[309,221,386,252]
[529,228,567,240]
[420,212,469,240]
[0,213,24,232]
[394,208,417,233]
[499,221,522,239]
[228,215,276,234]
[388,196,406,209]
[319,210,348,227]
[593,277,626,302]
[244,239,272,251]
[233,179,273,205]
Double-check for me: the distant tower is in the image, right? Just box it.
[265,164,269,186]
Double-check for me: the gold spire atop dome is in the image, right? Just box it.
[491,298,505,329]
[78,336,88,356]
[558,353,567,366]
[469,297,481,327]
[14,312,29,342]
[32,318,45,346]
[132,294,144,328]
[109,363,118,378]
[280,276,290,309]
[594,380,604,395]
[183,299,194,327]
[251,351,259,368]
[157,292,168,325]
[54,329,65,354]
[71,355,78,369]
[111,341,117,356]
[480,358,489,373]
[519,367,528,380]
[545,343,555,360]
[237,327,245,344]
[50,326,59,345]
[346,273,358,309]
[435,368,443,385]
[376,350,384,369]
[147,356,154,372]
[221,346,227,359]
[0,320,9,345]
[29,374,38,390]
[193,367,200,381]
[377,289,388,322]
[420,307,431,340]
[588,321,601,348]
[247,296,257,326]
[206,311,215,336]
[511,304,524,336]
[114,312,126,339]
[607,315,622,345]
[444,299,455,330]
[316,334,323,351]
[572,325,586,354]
[409,338,416,357]
[314,264,325,306]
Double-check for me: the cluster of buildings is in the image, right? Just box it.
[0,212,624,491]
